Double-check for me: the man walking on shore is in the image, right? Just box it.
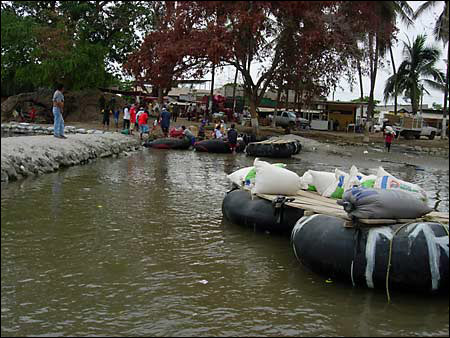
[160,106,171,137]
[52,83,66,139]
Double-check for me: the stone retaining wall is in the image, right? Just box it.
[1,134,140,182]
[1,122,103,136]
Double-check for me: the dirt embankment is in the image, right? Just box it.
[1,89,127,124]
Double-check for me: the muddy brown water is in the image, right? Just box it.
[1,148,448,336]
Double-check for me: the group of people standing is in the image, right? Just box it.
[120,102,171,140]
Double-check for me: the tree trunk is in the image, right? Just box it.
[158,87,163,106]
[357,59,364,100]
[231,67,238,114]
[272,87,282,127]
[210,63,216,115]
[285,87,289,110]
[249,92,259,136]
[442,40,449,139]
[365,33,379,143]
[294,90,298,113]
[389,43,398,115]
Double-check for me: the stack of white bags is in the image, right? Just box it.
[227,159,428,202]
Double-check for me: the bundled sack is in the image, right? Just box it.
[299,171,319,191]
[375,167,427,202]
[337,187,432,220]
[251,158,301,195]
[308,170,337,195]
[227,167,253,187]
[244,163,286,189]
[323,169,350,199]
[344,166,377,190]
[227,163,287,188]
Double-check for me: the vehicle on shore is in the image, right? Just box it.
[270,111,310,130]
[419,121,439,140]
[393,115,438,140]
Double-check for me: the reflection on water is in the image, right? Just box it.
[1,148,449,336]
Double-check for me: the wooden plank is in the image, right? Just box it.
[358,218,398,225]
[396,218,424,224]
[254,191,449,225]
[295,190,341,206]
[284,202,350,219]
[287,198,344,210]
[428,211,449,219]
[257,191,340,207]
[256,194,340,211]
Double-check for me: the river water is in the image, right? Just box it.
[1,148,449,337]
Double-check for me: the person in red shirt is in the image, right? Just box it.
[29,106,37,122]
[129,104,137,135]
[384,127,395,152]
[138,109,149,141]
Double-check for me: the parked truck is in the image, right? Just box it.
[392,115,438,140]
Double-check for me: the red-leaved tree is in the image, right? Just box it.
[126,1,394,134]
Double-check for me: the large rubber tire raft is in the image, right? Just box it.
[222,189,304,234]
[194,139,245,153]
[245,140,301,158]
[291,214,449,293]
[144,137,191,150]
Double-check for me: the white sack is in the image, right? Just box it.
[252,158,301,195]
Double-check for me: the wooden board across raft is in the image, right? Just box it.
[256,190,449,227]
[257,139,298,144]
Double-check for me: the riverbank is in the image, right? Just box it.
[1,133,140,182]
[7,118,448,157]
[2,118,447,183]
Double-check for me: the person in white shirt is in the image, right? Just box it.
[135,107,145,132]
[213,124,223,139]
[123,105,130,131]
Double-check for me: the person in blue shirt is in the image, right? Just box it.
[113,109,120,131]
[160,106,171,137]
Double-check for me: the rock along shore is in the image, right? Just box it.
[1,134,140,182]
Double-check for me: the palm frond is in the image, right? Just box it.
[413,1,439,19]
[423,78,445,92]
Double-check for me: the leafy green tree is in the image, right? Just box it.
[1,1,160,95]
[1,10,39,95]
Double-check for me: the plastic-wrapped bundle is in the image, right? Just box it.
[337,187,432,220]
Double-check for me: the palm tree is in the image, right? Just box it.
[387,1,414,115]
[384,35,445,114]
[414,1,449,137]
[356,1,413,142]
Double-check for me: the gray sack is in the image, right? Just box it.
[337,187,432,220]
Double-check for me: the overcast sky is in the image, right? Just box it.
[210,1,448,106]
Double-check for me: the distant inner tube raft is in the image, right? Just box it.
[245,140,301,158]
[222,189,304,233]
[291,214,449,293]
[194,139,245,153]
[144,137,191,150]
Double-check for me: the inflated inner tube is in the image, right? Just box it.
[292,140,302,155]
[291,214,449,293]
[245,141,299,158]
[222,189,304,233]
[194,139,245,153]
[144,137,191,150]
